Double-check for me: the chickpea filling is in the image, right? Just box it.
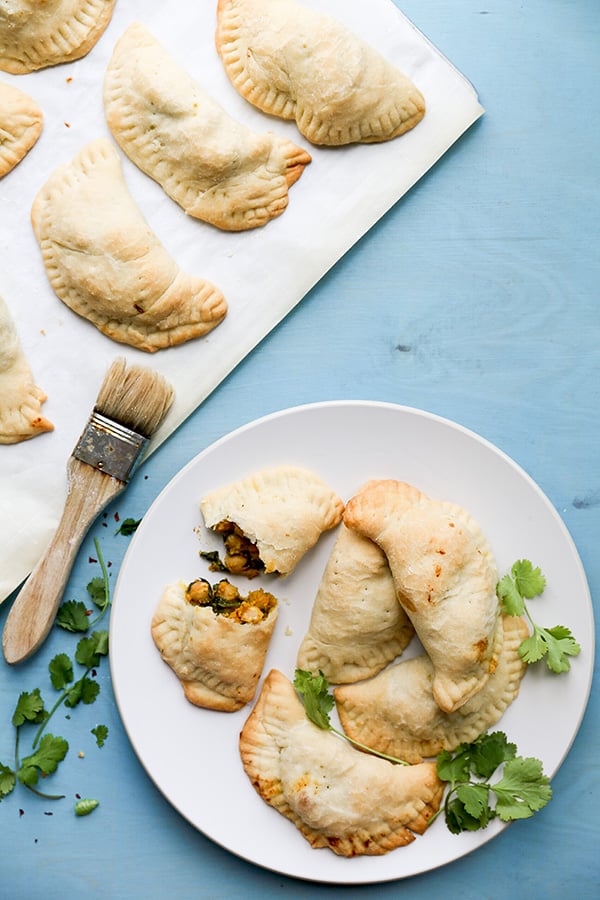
[185,577,277,623]
[201,520,265,579]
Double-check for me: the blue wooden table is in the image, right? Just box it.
[1,1,598,896]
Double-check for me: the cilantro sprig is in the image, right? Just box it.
[56,538,111,633]
[294,669,408,765]
[497,560,581,673]
[434,731,552,833]
[0,631,109,803]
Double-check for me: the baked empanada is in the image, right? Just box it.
[200,465,344,576]
[343,480,501,714]
[0,294,53,443]
[335,615,528,764]
[0,0,116,74]
[216,0,425,146]
[239,669,444,856]
[104,22,311,231]
[0,82,43,178]
[151,579,278,712]
[296,522,414,683]
[31,139,227,352]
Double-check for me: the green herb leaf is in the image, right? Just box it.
[75,630,109,669]
[56,600,91,633]
[18,734,69,786]
[469,731,517,780]
[492,756,552,821]
[455,782,491,820]
[75,797,99,816]
[49,653,74,691]
[87,576,108,608]
[115,517,141,536]
[293,669,334,729]
[496,574,525,616]
[91,725,108,748]
[12,689,46,727]
[0,763,16,799]
[511,559,546,599]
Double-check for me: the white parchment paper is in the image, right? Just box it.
[0,0,483,601]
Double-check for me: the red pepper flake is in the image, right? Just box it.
[64,122,71,128]
[91,669,97,677]
[85,609,92,617]
[101,522,108,527]
[19,809,24,817]
[107,561,112,568]
[66,77,73,83]
[89,556,97,564]
[114,512,120,522]
[75,793,81,799]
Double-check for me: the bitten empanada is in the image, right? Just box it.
[200,465,344,576]
[0,0,116,74]
[0,82,43,178]
[0,294,53,443]
[31,139,227,352]
[151,579,278,712]
[297,521,414,683]
[335,615,529,764]
[343,480,501,714]
[216,0,425,146]
[104,22,311,231]
[239,669,444,856]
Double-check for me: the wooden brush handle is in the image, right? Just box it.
[2,459,125,665]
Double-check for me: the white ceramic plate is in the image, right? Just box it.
[110,401,594,884]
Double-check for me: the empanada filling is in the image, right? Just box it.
[201,520,266,578]
[185,578,276,624]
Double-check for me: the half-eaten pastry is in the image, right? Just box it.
[0,82,43,178]
[0,294,54,443]
[104,22,311,231]
[200,465,344,577]
[0,0,116,74]
[239,669,444,856]
[296,520,414,683]
[343,480,501,714]
[151,579,278,712]
[335,614,529,764]
[215,0,425,146]
[31,138,227,352]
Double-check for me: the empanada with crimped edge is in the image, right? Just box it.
[335,615,528,765]
[0,0,116,74]
[0,294,54,443]
[296,520,414,683]
[200,465,344,576]
[104,22,311,231]
[0,82,43,178]
[31,139,227,352]
[151,580,278,712]
[239,669,444,856]
[343,480,502,714]
[215,0,425,146]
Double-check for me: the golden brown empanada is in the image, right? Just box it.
[0,0,116,74]
[239,669,444,855]
[104,22,311,231]
[200,465,344,576]
[296,522,414,683]
[0,294,53,443]
[335,615,528,764]
[151,579,278,712]
[343,480,501,714]
[31,138,227,352]
[216,0,425,146]
[0,82,42,178]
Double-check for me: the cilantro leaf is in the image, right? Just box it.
[49,653,74,691]
[65,676,100,709]
[294,669,334,729]
[56,600,91,633]
[512,560,546,599]
[75,630,109,669]
[436,746,472,785]
[87,576,107,607]
[12,689,46,727]
[91,725,108,748]
[492,756,552,821]
[445,794,491,833]
[496,574,525,616]
[115,517,141,536]
[18,734,69,786]
[0,763,16,799]
[456,782,491,820]
[469,731,517,780]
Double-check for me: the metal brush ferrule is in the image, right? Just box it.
[73,411,148,482]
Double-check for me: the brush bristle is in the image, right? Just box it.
[94,358,174,437]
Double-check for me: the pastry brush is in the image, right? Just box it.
[2,357,174,665]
